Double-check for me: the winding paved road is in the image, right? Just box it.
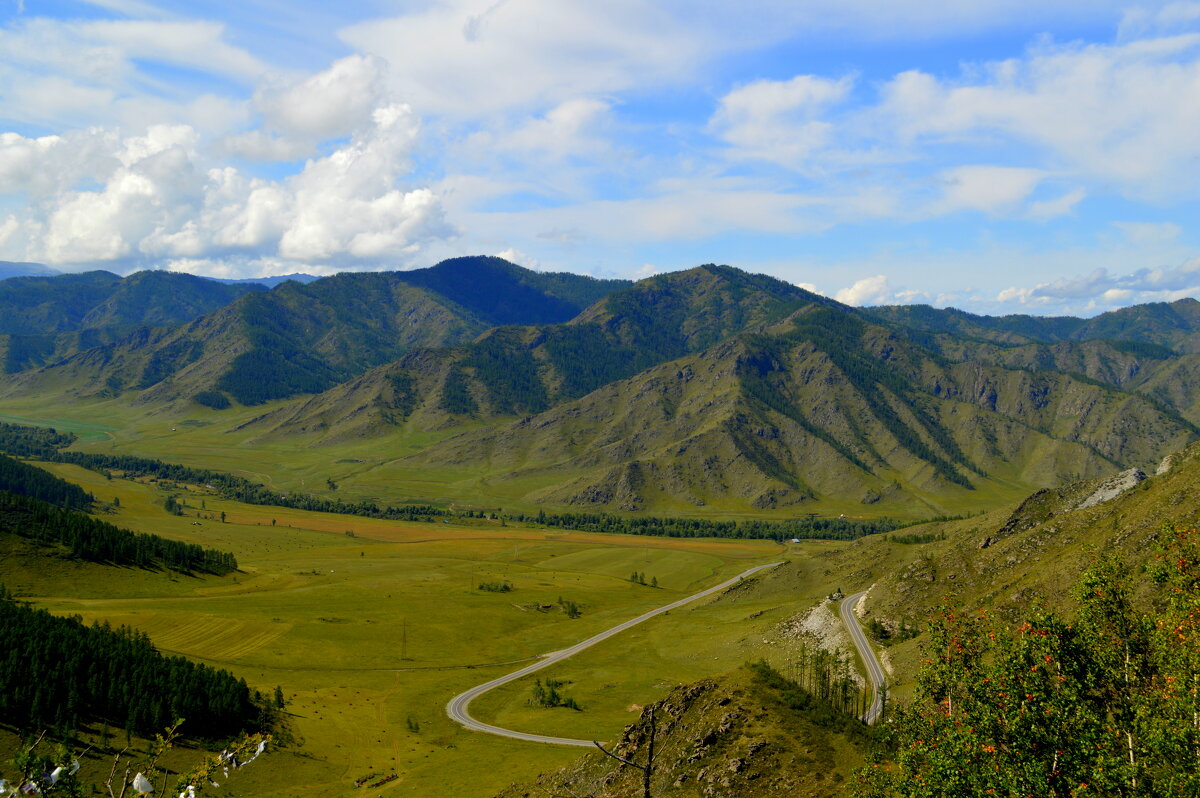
[839,590,886,724]
[446,562,784,746]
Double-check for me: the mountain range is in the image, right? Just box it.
[3,257,1199,515]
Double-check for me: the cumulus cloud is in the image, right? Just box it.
[257,55,386,140]
[0,130,120,200]
[10,104,452,271]
[831,274,932,306]
[833,275,887,305]
[223,55,390,162]
[42,125,204,263]
[703,26,1200,214]
[494,248,541,269]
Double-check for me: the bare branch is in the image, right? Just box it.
[592,706,657,798]
[592,741,643,772]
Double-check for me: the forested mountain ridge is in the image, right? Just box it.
[0,260,56,280]
[401,302,1194,511]
[5,259,1200,514]
[866,297,1200,352]
[0,270,267,373]
[0,257,628,407]
[246,264,832,440]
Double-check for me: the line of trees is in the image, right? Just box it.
[0,422,76,459]
[773,641,876,721]
[503,509,907,541]
[0,586,258,739]
[0,453,92,509]
[0,420,973,545]
[0,421,444,522]
[0,491,237,574]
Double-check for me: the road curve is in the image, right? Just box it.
[446,561,784,746]
[839,590,886,724]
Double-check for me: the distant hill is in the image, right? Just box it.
[250,264,826,440]
[393,256,627,325]
[238,266,1199,513]
[206,272,320,287]
[0,270,267,373]
[4,258,1199,515]
[867,298,1200,352]
[0,261,57,280]
[2,257,630,407]
[400,303,1194,512]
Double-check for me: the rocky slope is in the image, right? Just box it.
[495,666,867,798]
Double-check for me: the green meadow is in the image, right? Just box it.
[0,396,1032,520]
[0,451,831,797]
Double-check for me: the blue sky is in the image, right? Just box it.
[0,0,1198,315]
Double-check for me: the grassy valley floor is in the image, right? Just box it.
[0,459,838,797]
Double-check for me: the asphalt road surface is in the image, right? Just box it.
[839,589,886,724]
[445,561,784,746]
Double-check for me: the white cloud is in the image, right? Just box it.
[494,247,540,269]
[0,215,19,257]
[274,104,453,261]
[936,165,1044,214]
[340,0,706,117]
[709,74,853,167]
[0,17,266,130]
[995,257,1200,311]
[833,274,933,306]
[1027,188,1086,220]
[836,274,892,305]
[15,103,452,271]
[498,98,613,160]
[257,54,386,139]
[82,20,267,83]
[219,131,315,162]
[221,55,391,162]
[41,126,205,263]
[879,34,1200,197]
[1113,220,1182,243]
[1119,3,1200,39]
[0,130,120,200]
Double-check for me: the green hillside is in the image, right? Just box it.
[0,258,629,410]
[0,270,266,373]
[867,297,1200,352]
[3,261,1200,520]
[392,302,1194,514]
[246,264,830,441]
[499,437,1200,797]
